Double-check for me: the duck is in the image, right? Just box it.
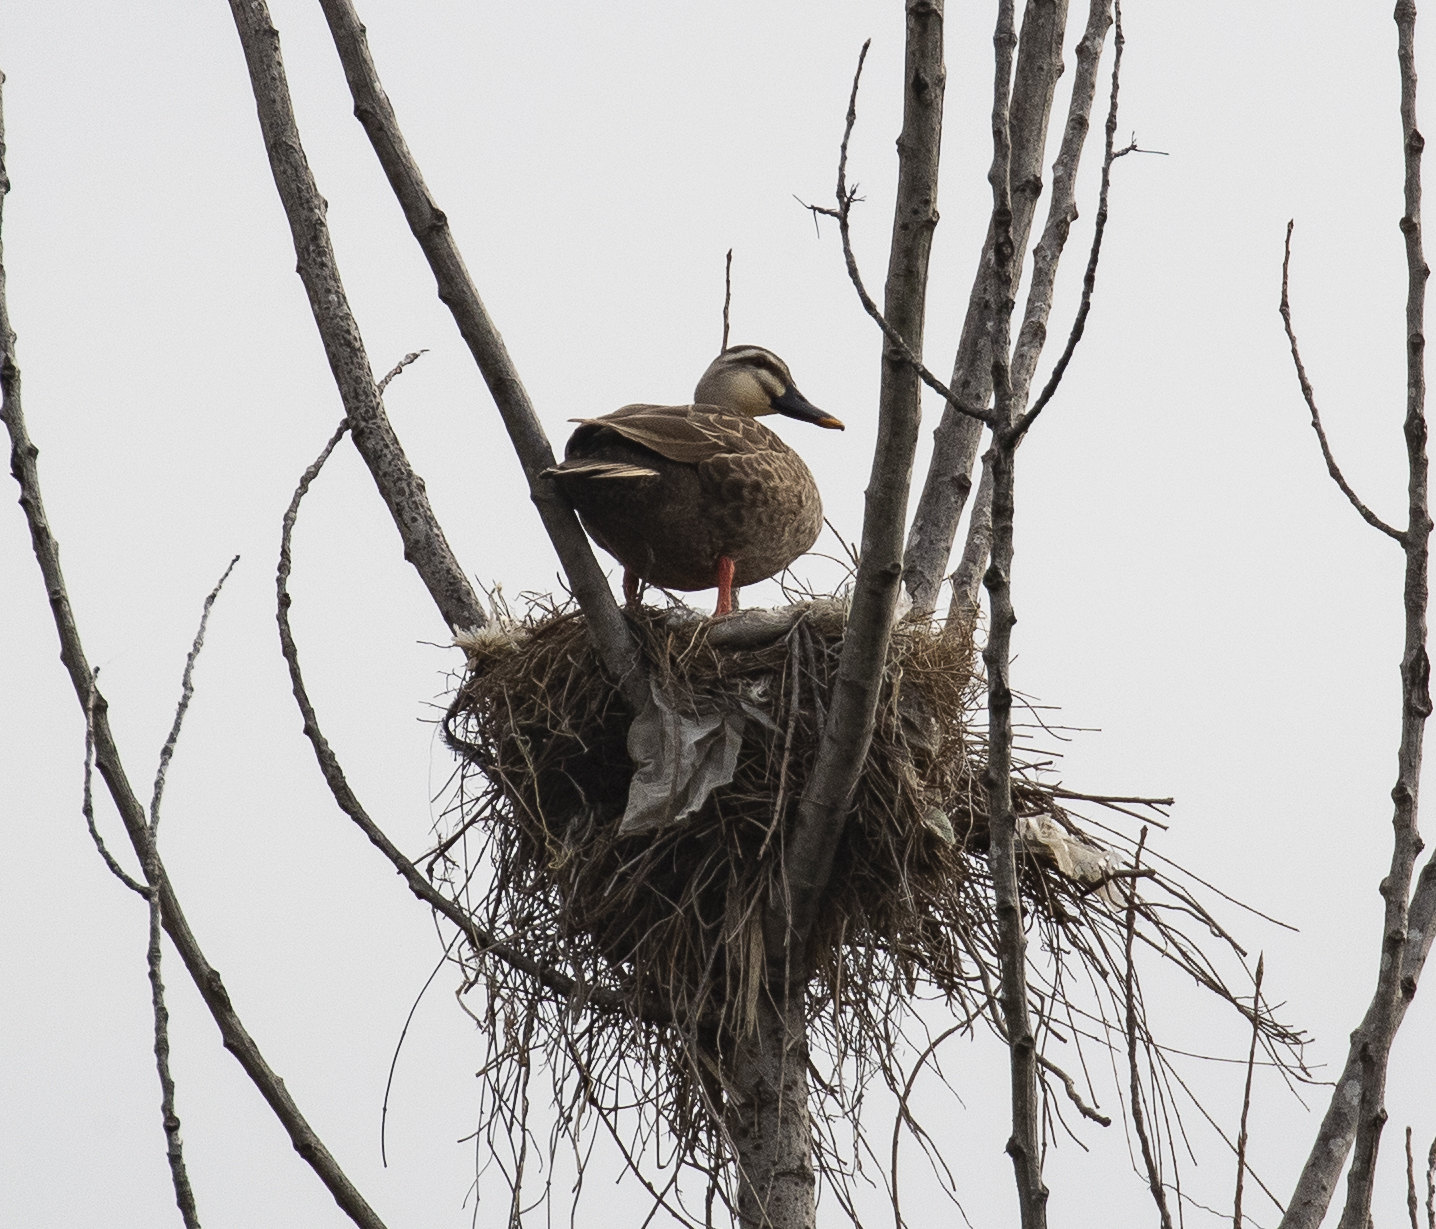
[544,345,843,615]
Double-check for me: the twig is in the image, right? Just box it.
[1234,954,1264,1229]
[721,248,733,353]
[1125,828,1173,1229]
[1426,1133,1434,1229]
[1410,1127,1422,1229]
[81,671,147,897]
[1279,221,1405,543]
[0,81,391,1229]
[311,0,646,705]
[802,40,994,433]
[150,555,238,835]
[276,416,639,1017]
[377,348,426,392]
[143,559,238,1229]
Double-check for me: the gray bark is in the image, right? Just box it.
[903,0,1071,617]
[726,991,814,1229]
[314,0,645,706]
[1280,5,1435,1226]
[785,0,946,951]
[222,0,485,637]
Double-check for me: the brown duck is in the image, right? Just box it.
[545,346,843,615]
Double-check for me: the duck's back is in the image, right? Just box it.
[553,404,823,591]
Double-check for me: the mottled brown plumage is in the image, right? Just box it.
[544,346,843,612]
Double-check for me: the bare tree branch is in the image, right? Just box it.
[903,0,1073,616]
[312,0,646,707]
[1280,221,1406,543]
[1014,0,1126,441]
[1234,955,1264,1229]
[949,0,1122,630]
[1282,5,1434,1225]
[784,0,947,953]
[0,79,391,1229]
[220,0,485,638]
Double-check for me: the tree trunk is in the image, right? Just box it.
[726,988,814,1229]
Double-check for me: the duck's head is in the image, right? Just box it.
[694,346,845,430]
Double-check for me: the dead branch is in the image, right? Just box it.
[312,0,646,706]
[949,0,1124,629]
[785,0,947,958]
[0,81,390,1229]
[903,0,1074,616]
[221,0,485,637]
[1280,221,1405,543]
[1281,5,1434,1227]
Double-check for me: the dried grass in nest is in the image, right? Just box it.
[435,595,1307,1221]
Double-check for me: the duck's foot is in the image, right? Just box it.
[713,557,736,617]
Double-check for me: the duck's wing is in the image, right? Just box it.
[568,404,766,466]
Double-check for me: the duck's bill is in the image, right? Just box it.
[772,385,845,430]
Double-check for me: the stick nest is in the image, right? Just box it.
[436,596,1303,1220]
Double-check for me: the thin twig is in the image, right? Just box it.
[721,249,733,353]
[802,41,995,433]
[150,555,238,835]
[276,416,639,1017]
[82,670,147,897]
[1234,954,1264,1229]
[0,80,391,1228]
[1126,828,1173,1229]
[377,348,426,392]
[1425,1133,1434,1229]
[143,560,239,1229]
[1410,1127,1422,1229]
[1279,221,1405,543]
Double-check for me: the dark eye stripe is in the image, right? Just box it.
[722,346,790,382]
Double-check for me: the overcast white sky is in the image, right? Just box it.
[2,1,1433,1226]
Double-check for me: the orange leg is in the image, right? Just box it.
[714,556,736,616]
[623,569,642,609]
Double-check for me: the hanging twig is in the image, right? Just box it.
[1234,955,1264,1229]
[276,413,638,1017]
[1411,1128,1423,1229]
[1280,222,1405,543]
[0,77,391,1229]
